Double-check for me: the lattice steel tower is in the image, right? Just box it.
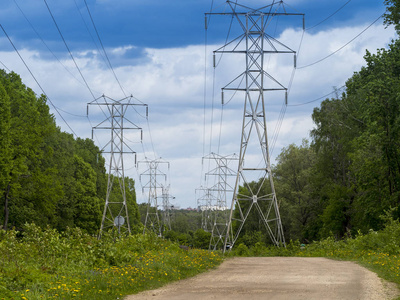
[206,1,304,250]
[203,153,238,250]
[139,159,169,236]
[160,185,174,231]
[196,186,216,232]
[87,95,147,237]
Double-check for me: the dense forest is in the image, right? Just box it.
[1,0,400,249]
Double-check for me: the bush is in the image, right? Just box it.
[234,243,250,256]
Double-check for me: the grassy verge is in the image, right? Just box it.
[0,224,223,299]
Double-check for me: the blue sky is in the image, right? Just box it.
[0,0,397,208]
[1,1,389,49]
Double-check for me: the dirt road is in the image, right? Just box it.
[125,257,399,300]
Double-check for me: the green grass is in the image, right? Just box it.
[0,224,223,299]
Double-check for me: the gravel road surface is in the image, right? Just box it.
[125,257,399,300]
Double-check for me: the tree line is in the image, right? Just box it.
[0,70,140,234]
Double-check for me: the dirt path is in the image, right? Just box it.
[125,257,399,300]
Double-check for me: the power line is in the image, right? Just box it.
[0,60,10,72]
[297,13,384,69]
[81,1,157,160]
[72,0,108,67]
[306,0,352,31]
[83,0,127,97]
[43,0,96,100]
[270,20,306,154]
[288,85,346,107]
[0,24,78,137]
[13,0,93,93]
[43,0,112,148]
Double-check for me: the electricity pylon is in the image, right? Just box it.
[139,158,169,236]
[160,185,174,231]
[206,1,304,251]
[87,95,147,237]
[202,153,238,250]
[196,186,216,232]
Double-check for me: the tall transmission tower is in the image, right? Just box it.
[206,1,304,250]
[139,158,169,236]
[87,95,147,237]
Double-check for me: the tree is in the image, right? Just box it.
[384,0,400,33]
[345,39,400,229]
[193,228,211,249]
[0,71,57,229]
[0,69,141,232]
[72,155,102,234]
[274,140,320,241]
[0,82,12,228]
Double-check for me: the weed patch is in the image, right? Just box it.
[0,224,223,299]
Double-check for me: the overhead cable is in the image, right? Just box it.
[0,24,78,137]
[83,0,127,97]
[43,0,96,100]
[0,60,10,72]
[306,0,352,31]
[81,1,156,158]
[72,0,108,66]
[288,85,346,107]
[297,13,384,69]
[13,0,93,94]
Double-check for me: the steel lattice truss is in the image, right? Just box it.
[202,153,238,250]
[139,159,169,237]
[159,185,174,231]
[207,1,304,250]
[196,186,217,232]
[87,95,147,237]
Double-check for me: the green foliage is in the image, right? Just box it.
[0,69,141,234]
[238,231,264,247]
[274,140,321,242]
[0,83,11,194]
[170,209,202,233]
[234,243,250,256]
[300,37,400,239]
[72,155,102,234]
[193,229,211,249]
[384,0,400,33]
[0,224,223,299]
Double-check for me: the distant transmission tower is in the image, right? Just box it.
[160,185,174,231]
[87,95,147,237]
[206,1,304,250]
[139,158,169,236]
[196,186,215,232]
[203,153,238,250]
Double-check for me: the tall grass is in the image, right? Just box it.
[0,224,223,299]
